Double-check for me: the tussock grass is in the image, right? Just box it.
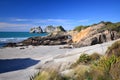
[31,69,63,80]
[106,40,120,57]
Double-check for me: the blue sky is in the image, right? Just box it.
[0,0,120,31]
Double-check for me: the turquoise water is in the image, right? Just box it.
[0,32,48,47]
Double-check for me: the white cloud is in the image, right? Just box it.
[0,22,36,31]
[14,19,31,21]
[11,18,71,23]
[78,19,89,22]
[0,22,31,28]
[11,18,89,24]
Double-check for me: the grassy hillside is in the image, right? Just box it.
[74,25,89,32]
[74,21,120,32]
[100,21,120,32]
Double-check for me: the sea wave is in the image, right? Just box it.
[0,37,28,43]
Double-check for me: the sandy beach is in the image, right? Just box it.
[0,39,119,80]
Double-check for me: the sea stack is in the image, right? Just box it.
[44,25,66,33]
[30,26,43,33]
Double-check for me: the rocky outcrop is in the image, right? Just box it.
[73,23,119,47]
[5,34,72,47]
[30,26,43,33]
[20,34,72,46]
[44,26,55,33]
[44,26,66,33]
[67,30,78,39]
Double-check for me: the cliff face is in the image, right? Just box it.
[72,27,91,43]
[30,26,43,33]
[73,23,119,47]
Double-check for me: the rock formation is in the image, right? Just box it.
[30,27,36,33]
[5,21,120,47]
[73,23,119,47]
[5,33,72,47]
[44,25,55,33]
[20,34,72,46]
[35,26,43,33]
[44,25,66,33]
[30,26,43,33]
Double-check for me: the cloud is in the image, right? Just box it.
[13,19,31,21]
[78,19,89,22]
[0,22,31,28]
[11,18,89,24]
[0,22,35,31]
[11,18,71,23]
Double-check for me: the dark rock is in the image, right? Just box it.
[91,37,98,45]
[59,45,73,49]
[4,43,17,47]
[20,47,25,49]
[5,34,72,47]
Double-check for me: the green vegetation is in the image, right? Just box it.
[74,25,89,32]
[30,69,63,80]
[74,21,120,33]
[32,40,120,80]
[106,40,120,57]
[100,21,120,32]
[77,53,101,64]
[77,54,91,64]
[90,52,101,61]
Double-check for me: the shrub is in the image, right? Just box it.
[74,25,88,32]
[90,53,101,61]
[110,60,120,80]
[77,54,91,64]
[31,69,63,80]
[100,21,120,32]
[71,53,101,68]
[106,40,120,57]
[88,55,118,80]
[73,65,90,80]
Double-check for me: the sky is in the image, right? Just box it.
[0,0,120,32]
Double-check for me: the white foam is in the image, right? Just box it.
[0,37,28,43]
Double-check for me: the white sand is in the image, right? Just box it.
[0,39,119,80]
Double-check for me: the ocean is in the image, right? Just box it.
[0,32,48,47]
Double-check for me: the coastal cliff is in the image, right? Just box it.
[5,21,120,48]
[72,22,120,47]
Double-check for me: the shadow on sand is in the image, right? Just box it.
[0,58,40,73]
